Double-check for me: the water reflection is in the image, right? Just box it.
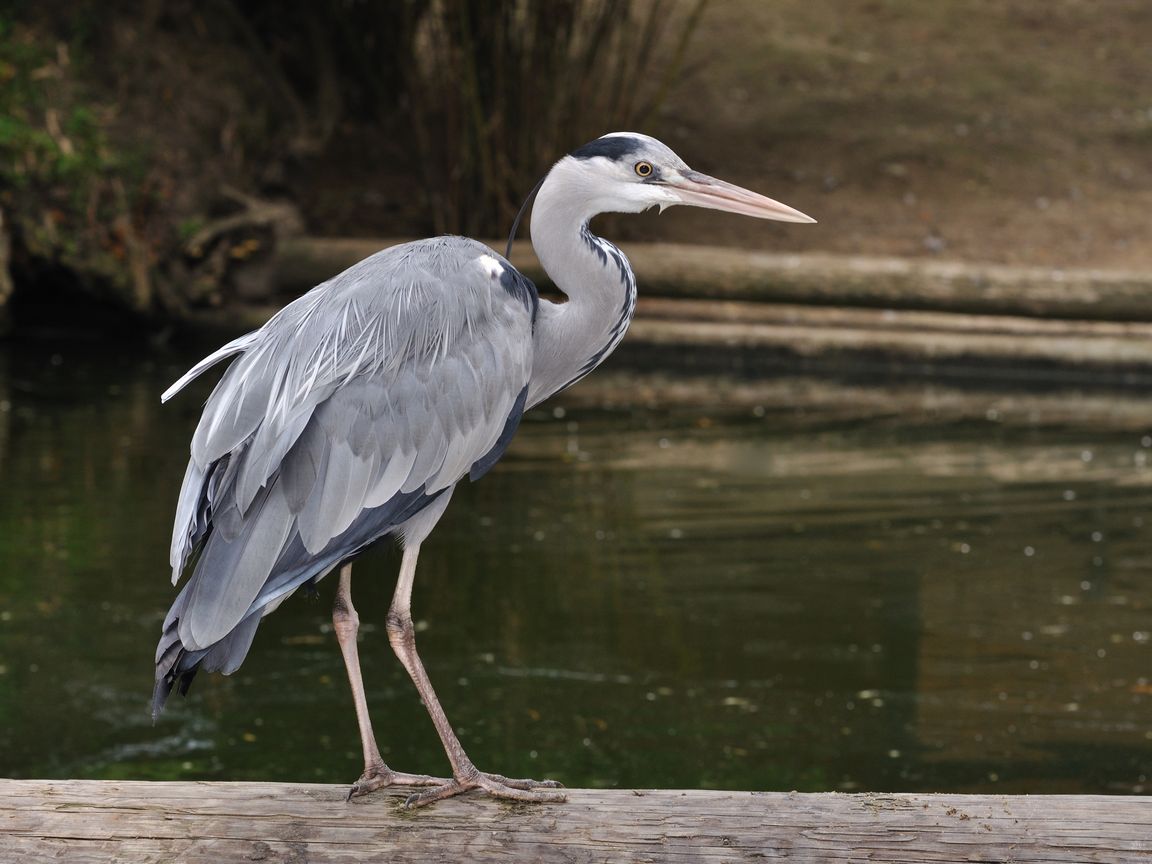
[0,343,1147,794]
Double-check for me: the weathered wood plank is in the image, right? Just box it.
[273,237,1152,321]
[1,780,1148,863]
[628,297,1152,372]
[186,292,1152,381]
[194,243,1152,378]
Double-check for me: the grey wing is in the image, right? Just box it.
[162,237,536,652]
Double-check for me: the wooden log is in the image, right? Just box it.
[1,779,1148,863]
[202,238,1152,378]
[183,293,1152,380]
[273,236,1152,322]
[626,297,1152,373]
[628,244,1152,323]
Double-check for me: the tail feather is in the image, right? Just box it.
[151,610,261,721]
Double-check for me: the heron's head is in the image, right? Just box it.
[558,131,815,223]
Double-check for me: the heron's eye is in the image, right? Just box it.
[634,161,654,178]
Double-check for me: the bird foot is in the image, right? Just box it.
[347,762,449,800]
[403,770,566,808]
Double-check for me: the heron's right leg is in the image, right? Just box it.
[332,563,445,798]
[385,542,565,808]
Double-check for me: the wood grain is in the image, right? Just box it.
[2,780,1149,863]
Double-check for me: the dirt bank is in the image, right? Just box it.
[645,0,1152,270]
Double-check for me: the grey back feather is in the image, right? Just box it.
[164,236,536,650]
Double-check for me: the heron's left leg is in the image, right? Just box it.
[385,541,565,808]
[332,563,446,798]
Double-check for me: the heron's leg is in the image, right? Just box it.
[332,563,445,797]
[385,542,565,808]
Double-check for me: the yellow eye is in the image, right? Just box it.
[634,161,653,178]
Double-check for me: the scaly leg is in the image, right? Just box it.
[385,542,565,808]
[332,563,446,798]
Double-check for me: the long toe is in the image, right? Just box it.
[479,772,564,791]
[348,764,449,800]
[404,774,567,809]
[387,770,450,787]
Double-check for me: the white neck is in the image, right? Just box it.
[525,159,638,407]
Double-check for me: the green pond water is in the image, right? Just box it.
[0,341,1148,794]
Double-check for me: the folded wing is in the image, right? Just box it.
[160,237,537,656]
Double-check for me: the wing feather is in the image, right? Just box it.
[161,330,261,403]
[362,446,416,509]
[168,459,207,582]
[180,482,295,648]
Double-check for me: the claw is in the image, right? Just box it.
[403,771,566,808]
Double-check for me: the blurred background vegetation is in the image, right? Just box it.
[0,0,1149,332]
[0,0,704,328]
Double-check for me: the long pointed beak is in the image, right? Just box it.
[668,170,816,223]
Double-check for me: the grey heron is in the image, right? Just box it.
[153,132,814,807]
